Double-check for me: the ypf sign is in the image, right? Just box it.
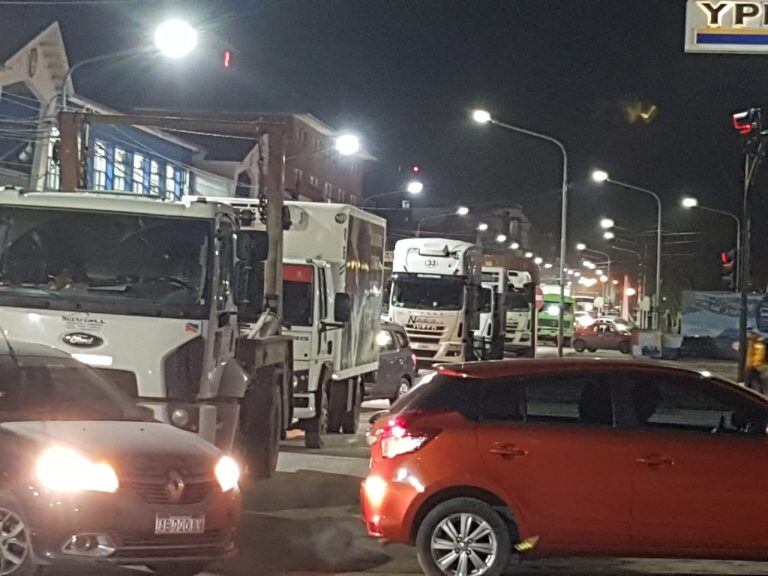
[685,0,768,53]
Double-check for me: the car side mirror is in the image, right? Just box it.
[334,293,352,323]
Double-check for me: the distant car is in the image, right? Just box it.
[573,317,635,354]
[0,341,240,576]
[364,323,418,404]
[362,358,768,575]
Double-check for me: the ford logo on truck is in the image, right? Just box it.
[61,332,103,348]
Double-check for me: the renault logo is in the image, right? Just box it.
[166,469,185,503]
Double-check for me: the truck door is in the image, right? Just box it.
[317,265,333,361]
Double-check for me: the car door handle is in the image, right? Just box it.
[489,444,528,459]
[636,455,674,467]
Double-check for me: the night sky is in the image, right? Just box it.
[1,0,766,296]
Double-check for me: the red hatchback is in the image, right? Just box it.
[362,359,768,576]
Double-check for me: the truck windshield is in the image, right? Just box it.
[0,207,210,319]
[392,276,464,311]
[0,356,147,422]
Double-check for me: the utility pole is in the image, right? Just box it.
[57,111,287,316]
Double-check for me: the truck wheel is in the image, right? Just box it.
[327,380,347,434]
[304,382,328,449]
[240,378,281,479]
[341,378,362,434]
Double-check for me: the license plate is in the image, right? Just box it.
[154,515,205,535]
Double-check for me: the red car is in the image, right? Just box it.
[573,318,634,354]
[362,359,768,576]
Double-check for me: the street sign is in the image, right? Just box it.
[535,286,544,311]
[685,0,768,54]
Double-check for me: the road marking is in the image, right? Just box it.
[276,451,369,478]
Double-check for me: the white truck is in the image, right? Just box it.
[478,266,508,360]
[213,199,387,448]
[0,189,292,475]
[390,238,483,363]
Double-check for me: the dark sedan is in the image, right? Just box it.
[364,323,418,404]
[0,341,240,576]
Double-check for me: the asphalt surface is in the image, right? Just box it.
[125,349,762,576]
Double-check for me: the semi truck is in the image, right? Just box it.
[481,253,538,357]
[210,199,387,448]
[478,266,507,360]
[0,188,292,476]
[390,238,483,363]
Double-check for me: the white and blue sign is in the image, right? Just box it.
[685,1,768,53]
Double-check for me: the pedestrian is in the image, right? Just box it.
[745,331,766,393]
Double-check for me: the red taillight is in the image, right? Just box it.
[379,417,439,458]
[412,353,418,366]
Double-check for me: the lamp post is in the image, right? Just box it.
[681,196,741,288]
[280,133,361,200]
[592,169,662,330]
[576,243,612,305]
[60,18,198,109]
[362,179,424,208]
[415,206,470,237]
[474,109,570,357]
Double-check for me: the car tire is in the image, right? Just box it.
[618,341,631,355]
[305,379,328,449]
[340,378,361,434]
[587,348,598,353]
[152,562,209,576]
[0,493,43,576]
[417,497,511,576]
[572,339,586,353]
[389,377,411,404]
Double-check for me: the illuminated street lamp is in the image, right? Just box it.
[415,205,470,237]
[682,195,740,287]
[525,251,534,259]
[473,107,570,356]
[495,234,508,244]
[603,231,615,240]
[456,205,470,216]
[509,241,520,250]
[534,256,543,265]
[575,242,587,251]
[477,222,489,232]
[544,262,553,269]
[599,218,615,230]
[406,180,424,195]
[592,169,662,330]
[334,134,361,156]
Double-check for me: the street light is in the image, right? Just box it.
[154,18,198,58]
[599,218,615,230]
[534,256,543,265]
[575,242,587,251]
[603,231,615,240]
[334,134,361,156]
[593,169,662,330]
[682,196,741,287]
[477,222,489,232]
[509,241,520,250]
[524,251,534,258]
[495,234,508,244]
[415,206,471,237]
[61,18,198,109]
[544,262,553,269]
[472,108,570,357]
[406,180,424,195]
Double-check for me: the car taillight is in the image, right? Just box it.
[412,353,418,366]
[379,417,439,459]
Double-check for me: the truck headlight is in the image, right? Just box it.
[215,456,240,492]
[36,446,119,494]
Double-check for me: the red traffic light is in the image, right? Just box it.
[721,251,730,264]
[412,165,421,173]
[733,111,753,135]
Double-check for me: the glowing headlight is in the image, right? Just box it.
[36,446,119,494]
[375,330,392,348]
[215,456,240,492]
[545,304,560,316]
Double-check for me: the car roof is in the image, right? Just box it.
[434,358,719,382]
[381,321,406,333]
[0,339,70,359]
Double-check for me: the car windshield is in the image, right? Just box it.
[392,276,464,311]
[0,207,211,319]
[0,355,147,422]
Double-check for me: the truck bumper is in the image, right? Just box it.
[292,393,316,420]
[140,400,240,452]
[410,341,464,365]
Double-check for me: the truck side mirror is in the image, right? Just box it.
[334,293,352,323]
[465,286,484,313]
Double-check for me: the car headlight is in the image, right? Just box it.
[36,446,119,494]
[215,456,240,492]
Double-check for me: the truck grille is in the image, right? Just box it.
[93,368,138,398]
[538,319,559,328]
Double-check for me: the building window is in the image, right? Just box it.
[309,175,320,188]
[323,182,333,201]
[132,153,146,194]
[166,164,176,196]
[149,160,161,196]
[45,126,60,191]
[314,137,322,152]
[92,140,107,190]
[299,129,307,148]
[293,168,304,185]
[113,147,127,190]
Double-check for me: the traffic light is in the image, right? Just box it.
[732,108,762,145]
[721,249,736,289]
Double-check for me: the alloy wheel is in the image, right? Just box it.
[430,512,497,576]
[0,508,29,576]
[396,379,410,399]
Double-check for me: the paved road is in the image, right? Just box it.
[200,351,765,575]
